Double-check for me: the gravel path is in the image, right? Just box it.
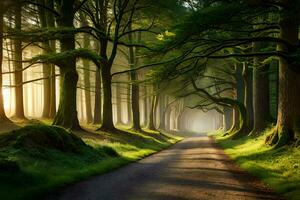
[47,135,281,200]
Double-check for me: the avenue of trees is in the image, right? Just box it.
[0,0,299,148]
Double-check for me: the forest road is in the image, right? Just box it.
[46,134,281,200]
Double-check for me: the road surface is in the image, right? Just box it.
[47,135,280,200]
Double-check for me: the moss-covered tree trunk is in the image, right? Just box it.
[116,83,123,125]
[242,62,254,132]
[38,0,51,119]
[165,106,171,131]
[83,61,93,123]
[148,86,157,131]
[13,3,25,119]
[82,42,93,123]
[223,107,232,131]
[128,26,141,131]
[0,4,9,121]
[99,61,115,131]
[251,43,271,135]
[127,74,132,125]
[252,63,271,134]
[266,5,300,146]
[79,13,93,124]
[93,37,101,124]
[159,95,166,130]
[53,0,80,130]
[143,83,148,127]
[46,0,56,119]
[224,100,248,139]
[54,68,80,129]
[93,67,102,124]
[228,64,244,134]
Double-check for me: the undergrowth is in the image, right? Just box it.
[213,127,300,200]
[0,124,180,200]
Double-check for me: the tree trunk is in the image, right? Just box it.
[82,46,93,123]
[251,47,271,135]
[13,3,25,119]
[242,62,254,133]
[0,4,9,121]
[148,86,157,130]
[128,26,141,131]
[165,107,171,131]
[99,62,115,131]
[226,100,248,139]
[159,95,166,130]
[127,74,132,125]
[38,0,51,119]
[223,107,232,131]
[116,83,123,125]
[93,67,102,124]
[143,83,148,127]
[53,0,80,129]
[53,68,80,129]
[47,0,56,119]
[266,7,300,146]
[79,13,93,123]
[83,58,93,123]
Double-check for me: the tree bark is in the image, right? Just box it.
[266,5,300,146]
[93,67,102,124]
[251,43,271,135]
[100,61,115,131]
[0,3,9,121]
[223,107,232,131]
[82,38,93,123]
[143,83,148,127]
[38,0,51,119]
[53,0,80,129]
[148,85,157,131]
[128,26,141,131]
[127,74,132,125]
[47,0,56,119]
[116,83,123,125]
[159,94,166,130]
[13,2,25,119]
[242,62,254,133]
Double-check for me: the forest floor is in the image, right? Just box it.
[214,127,300,200]
[46,134,280,200]
[0,120,180,200]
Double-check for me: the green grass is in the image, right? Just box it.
[213,127,300,200]
[0,124,181,200]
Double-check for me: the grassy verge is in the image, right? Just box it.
[0,124,181,200]
[213,128,300,200]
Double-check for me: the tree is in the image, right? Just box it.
[142,0,300,145]
[128,25,142,131]
[251,43,271,135]
[13,1,26,119]
[82,0,157,132]
[0,0,12,122]
[266,1,300,146]
[52,0,81,129]
[80,13,93,123]
[38,0,56,119]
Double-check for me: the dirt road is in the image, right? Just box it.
[47,135,280,200]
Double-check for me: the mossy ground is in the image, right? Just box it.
[213,127,300,200]
[0,123,181,200]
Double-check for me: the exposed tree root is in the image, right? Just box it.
[265,126,294,148]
